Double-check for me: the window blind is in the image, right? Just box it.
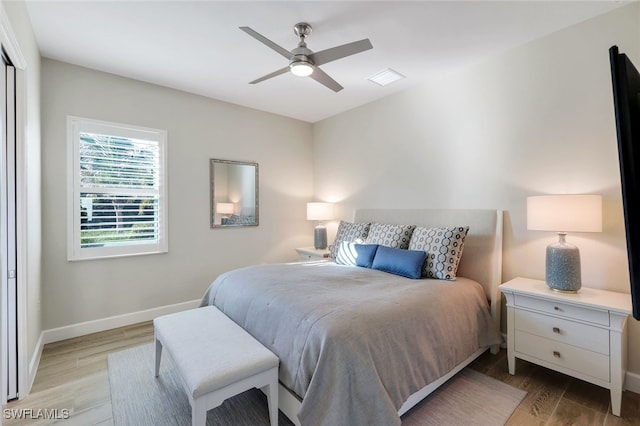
[78,133,160,248]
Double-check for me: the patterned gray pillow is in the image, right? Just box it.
[365,223,416,250]
[329,221,371,258]
[408,226,469,280]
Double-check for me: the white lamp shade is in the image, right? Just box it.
[216,202,234,215]
[306,202,333,221]
[527,195,602,233]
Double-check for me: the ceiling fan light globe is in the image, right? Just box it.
[290,62,313,77]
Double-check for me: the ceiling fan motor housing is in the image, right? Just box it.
[289,41,315,76]
[290,44,314,63]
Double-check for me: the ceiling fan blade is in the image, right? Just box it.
[240,26,292,60]
[310,39,373,66]
[249,66,290,84]
[309,66,343,92]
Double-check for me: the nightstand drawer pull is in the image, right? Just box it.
[552,327,560,334]
[554,306,562,311]
[553,351,561,358]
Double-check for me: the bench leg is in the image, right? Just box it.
[263,368,279,426]
[154,336,162,377]
[191,398,207,426]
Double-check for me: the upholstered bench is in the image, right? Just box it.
[153,306,279,426]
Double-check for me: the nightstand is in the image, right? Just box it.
[500,277,632,416]
[295,247,330,261]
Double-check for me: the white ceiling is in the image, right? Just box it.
[25,1,627,123]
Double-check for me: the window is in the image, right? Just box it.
[68,116,168,260]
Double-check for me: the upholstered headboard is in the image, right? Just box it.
[353,209,503,328]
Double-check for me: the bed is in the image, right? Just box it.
[200,209,503,425]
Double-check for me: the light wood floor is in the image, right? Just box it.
[3,321,640,425]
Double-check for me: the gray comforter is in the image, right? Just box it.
[199,261,501,426]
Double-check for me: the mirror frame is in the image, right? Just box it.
[210,159,259,228]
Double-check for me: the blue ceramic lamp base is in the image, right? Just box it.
[314,226,327,250]
[545,233,581,293]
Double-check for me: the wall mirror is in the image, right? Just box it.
[210,159,259,228]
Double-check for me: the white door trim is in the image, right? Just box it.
[0,3,29,402]
[0,10,25,70]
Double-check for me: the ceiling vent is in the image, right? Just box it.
[367,68,405,86]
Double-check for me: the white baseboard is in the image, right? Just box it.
[23,299,198,399]
[626,371,640,394]
[41,299,200,345]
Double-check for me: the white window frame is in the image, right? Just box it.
[67,116,168,261]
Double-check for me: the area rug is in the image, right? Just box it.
[108,344,525,426]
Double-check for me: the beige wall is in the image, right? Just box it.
[2,0,42,384]
[41,59,314,329]
[312,4,640,372]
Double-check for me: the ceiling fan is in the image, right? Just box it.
[240,23,373,92]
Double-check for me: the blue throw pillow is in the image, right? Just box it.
[353,244,379,268]
[371,245,426,279]
[335,242,379,268]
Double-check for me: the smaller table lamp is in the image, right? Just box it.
[527,194,602,292]
[307,202,334,250]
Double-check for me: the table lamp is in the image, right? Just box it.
[306,202,334,250]
[527,194,602,292]
[217,202,234,225]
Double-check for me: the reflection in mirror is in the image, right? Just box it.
[210,159,259,228]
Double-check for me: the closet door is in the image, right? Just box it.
[0,54,18,401]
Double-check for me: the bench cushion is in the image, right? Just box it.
[154,306,278,398]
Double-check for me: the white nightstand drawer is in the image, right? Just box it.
[299,253,318,261]
[515,331,610,382]
[514,294,609,326]
[296,247,330,262]
[514,309,609,355]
